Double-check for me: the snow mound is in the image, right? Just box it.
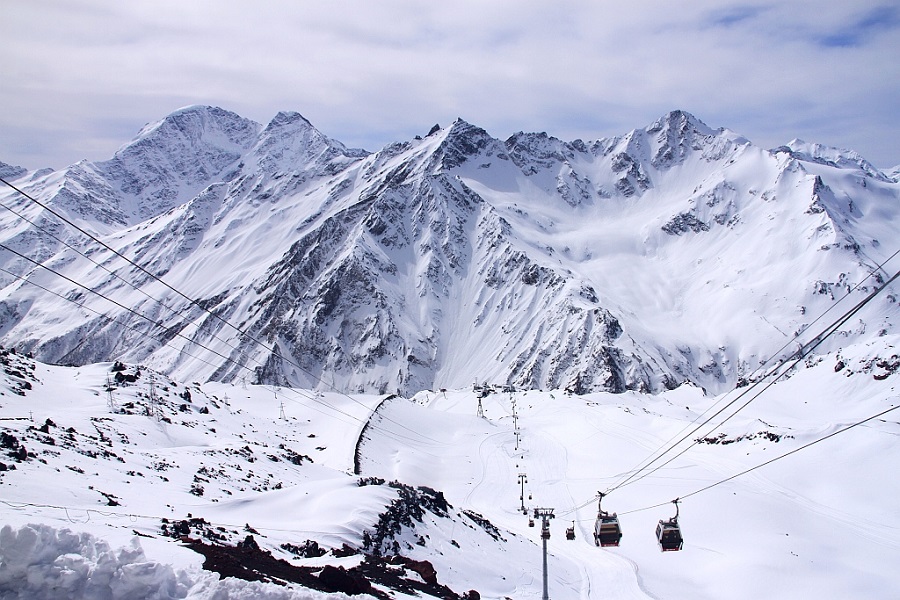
[0,524,352,600]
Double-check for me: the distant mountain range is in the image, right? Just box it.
[1,106,897,395]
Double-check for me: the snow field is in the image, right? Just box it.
[1,329,899,598]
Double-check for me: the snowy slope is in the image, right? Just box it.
[1,329,898,598]
[1,108,897,397]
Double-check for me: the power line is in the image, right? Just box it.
[0,265,361,429]
[0,176,439,445]
[0,259,429,445]
[0,196,245,358]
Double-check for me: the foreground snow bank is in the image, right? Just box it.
[0,524,353,600]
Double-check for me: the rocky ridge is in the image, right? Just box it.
[0,106,897,396]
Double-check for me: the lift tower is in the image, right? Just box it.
[518,473,528,512]
[534,508,555,600]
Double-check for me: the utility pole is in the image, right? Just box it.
[106,373,117,413]
[514,430,521,451]
[477,396,484,418]
[518,473,528,513]
[275,387,286,420]
[149,372,159,421]
[534,508,555,600]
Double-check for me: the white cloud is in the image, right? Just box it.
[1,0,897,169]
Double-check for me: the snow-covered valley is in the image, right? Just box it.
[0,337,898,598]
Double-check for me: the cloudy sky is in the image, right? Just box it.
[2,0,899,171]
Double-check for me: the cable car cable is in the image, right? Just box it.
[0,249,367,428]
[557,259,899,516]
[0,265,375,431]
[618,400,900,516]
[604,252,899,496]
[0,197,243,356]
[605,266,899,495]
[602,250,899,496]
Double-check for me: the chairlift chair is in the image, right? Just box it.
[566,522,576,540]
[656,499,684,552]
[593,492,623,547]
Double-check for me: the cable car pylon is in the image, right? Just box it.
[533,508,555,600]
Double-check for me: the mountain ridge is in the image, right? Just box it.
[0,107,897,396]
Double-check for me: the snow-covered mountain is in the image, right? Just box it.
[0,106,897,398]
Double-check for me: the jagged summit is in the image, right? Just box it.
[429,118,508,170]
[261,111,369,160]
[0,160,27,180]
[89,105,262,224]
[647,109,716,136]
[773,138,889,181]
[123,105,261,162]
[504,131,574,174]
[0,106,896,396]
[251,110,368,177]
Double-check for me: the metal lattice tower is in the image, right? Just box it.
[106,373,117,413]
[149,372,159,421]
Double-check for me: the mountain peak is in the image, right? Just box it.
[266,110,314,129]
[434,119,504,169]
[0,160,27,180]
[93,106,261,222]
[252,111,369,173]
[647,109,716,138]
[642,109,738,169]
[130,105,260,146]
[774,139,888,180]
[1,107,896,399]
